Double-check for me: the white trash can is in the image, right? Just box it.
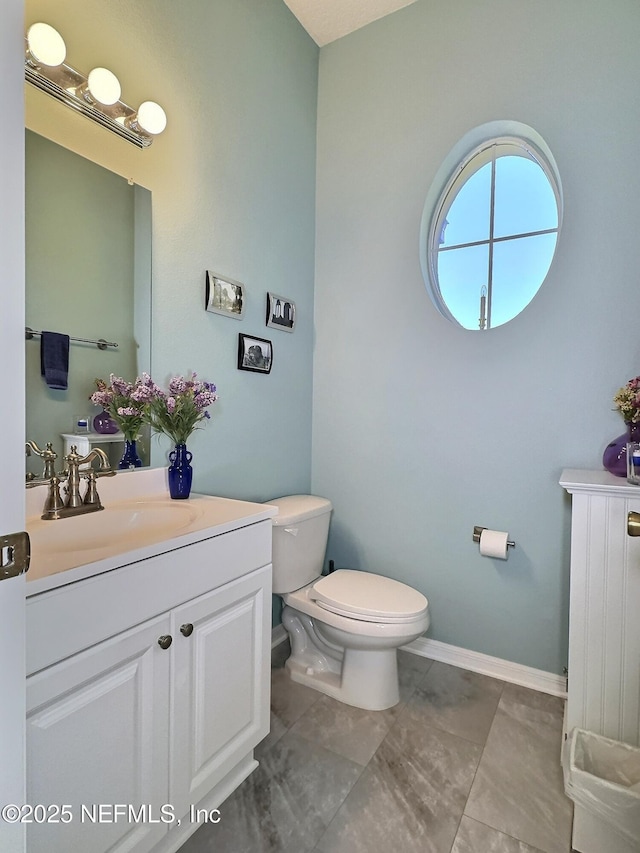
[563,728,640,853]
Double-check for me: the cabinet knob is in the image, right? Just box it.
[157,634,173,650]
[180,623,194,637]
[628,511,640,537]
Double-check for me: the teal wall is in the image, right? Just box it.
[312,0,640,674]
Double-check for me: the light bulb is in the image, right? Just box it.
[136,101,167,135]
[27,22,66,67]
[87,67,121,105]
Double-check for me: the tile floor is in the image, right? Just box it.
[179,643,573,853]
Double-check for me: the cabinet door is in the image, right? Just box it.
[26,614,171,853]
[170,565,271,816]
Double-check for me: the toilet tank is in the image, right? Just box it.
[268,495,332,594]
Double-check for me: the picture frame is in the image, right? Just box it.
[266,292,296,333]
[238,333,273,374]
[205,271,245,319]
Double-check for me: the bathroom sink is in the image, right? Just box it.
[36,500,200,553]
[25,491,274,586]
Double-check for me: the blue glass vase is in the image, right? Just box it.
[168,444,193,499]
[118,439,142,470]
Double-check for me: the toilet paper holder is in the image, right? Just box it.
[472,526,516,549]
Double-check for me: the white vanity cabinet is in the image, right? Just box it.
[26,613,172,853]
[25,512,272,853]
[169,569,271,820]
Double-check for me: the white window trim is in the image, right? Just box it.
[419,121,563,330]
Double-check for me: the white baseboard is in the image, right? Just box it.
[272,626,567,698]
[403,637,567,698]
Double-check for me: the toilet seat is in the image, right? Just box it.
[310,570,428,624]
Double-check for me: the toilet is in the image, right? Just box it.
[269,495,430,711]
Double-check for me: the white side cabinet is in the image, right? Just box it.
[25,519,272,853]
[561,469,640,746]
[61,431,125,467]
[561,470,640,853]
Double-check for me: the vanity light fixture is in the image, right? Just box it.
[86,67,121,106]
[26,22,66,67]
[25,22,167,149]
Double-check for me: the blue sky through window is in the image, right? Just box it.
[440,164,491,248]
[494,158,558,237]
[436,151,559,329]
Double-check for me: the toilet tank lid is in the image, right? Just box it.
[268,495,332,526]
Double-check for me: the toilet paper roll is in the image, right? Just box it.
[479,529,510,560]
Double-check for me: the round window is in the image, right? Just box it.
[420,122,562,330]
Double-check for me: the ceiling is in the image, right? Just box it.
[282,0,418,46]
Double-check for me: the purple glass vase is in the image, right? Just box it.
[93,408,119,435]
[603,422,640,477]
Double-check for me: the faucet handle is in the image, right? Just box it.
[42,476,64,516]
[83,471,101,507]
[81,453,114,508]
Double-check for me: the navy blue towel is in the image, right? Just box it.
[40,331,70,390]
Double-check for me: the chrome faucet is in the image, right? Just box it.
[26,443,116,520]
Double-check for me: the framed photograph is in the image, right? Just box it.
[205,271,245,319]
[266,292,296,332]
[238,333,273,374]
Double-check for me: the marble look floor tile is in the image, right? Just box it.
[255,709,289,761]
[180,731,363,853]
[451,816,545,852]
[404,661,504,745]
[464,683,572,853]
[500,682,565,716]
[180,657,572,853]
[315,718,483,853]
[270,666,321,730]
[397,648,434,675]
[254,644,300,760]
[287,649,433,765]
[396,649,434,709]
[290,694,393,766]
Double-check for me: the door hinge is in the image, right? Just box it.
[0,531,30,580]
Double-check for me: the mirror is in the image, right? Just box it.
[25,130,152,475]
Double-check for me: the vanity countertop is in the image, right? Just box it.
[25,467,277,597]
